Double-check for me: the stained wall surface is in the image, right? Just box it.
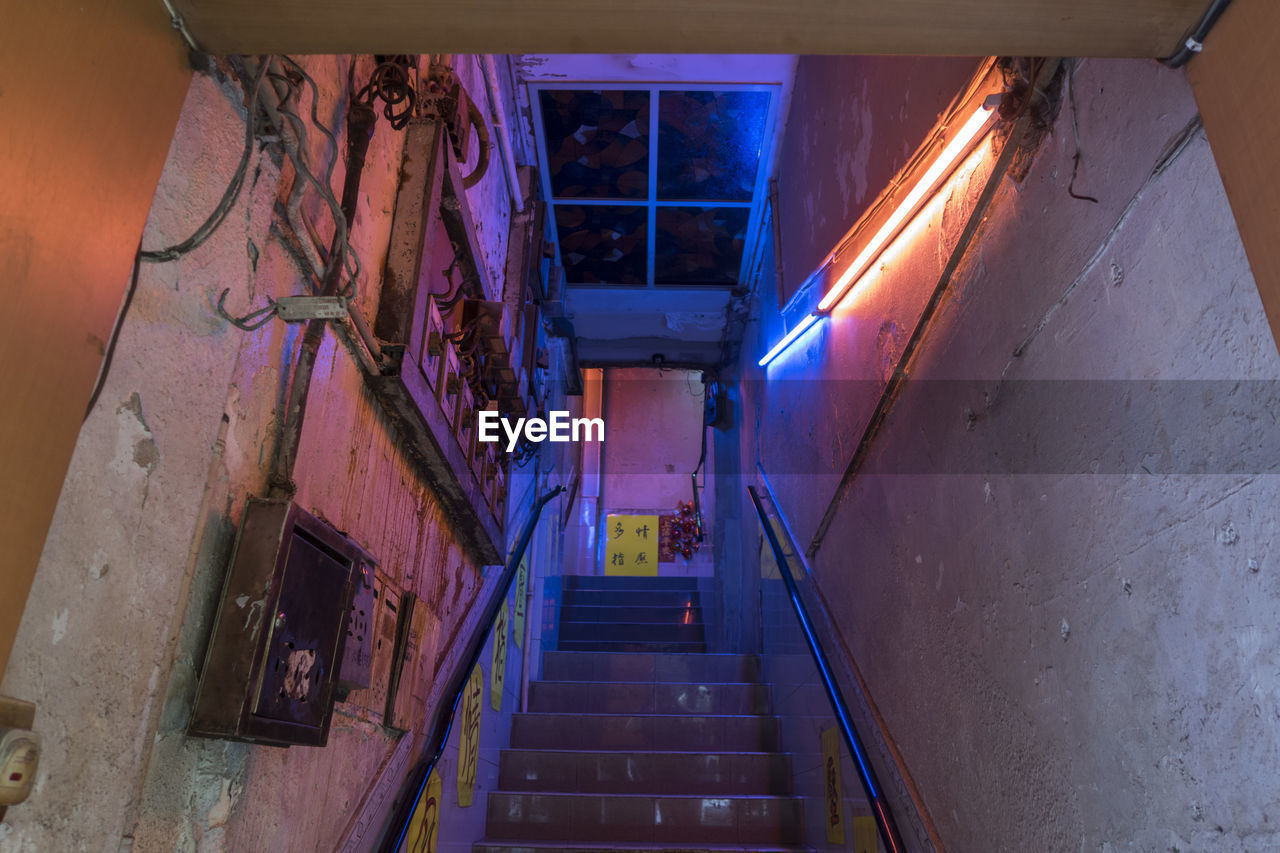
[774,55,979,304]
[599,367,713,576]
[0,0,191,685]
[0,55,537,851]
[743,58,1280,851]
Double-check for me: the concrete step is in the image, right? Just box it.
[542,652,760,684]
[563,589,701,609]
[561,604,703,624]
[557,621,706,645]
[556,640,709,654]
[527,681,771,715]
[483,792,804,845]
[560,573,701,589]
[510,713,779,752]
[475,842,809,853]
[498,749,793,796]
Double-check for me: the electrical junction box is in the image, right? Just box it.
[337,558,377,696]
[189,499,373,747]
[0,729,39,806]
[365,573,400,726]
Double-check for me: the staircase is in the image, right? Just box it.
[475,575,807,853]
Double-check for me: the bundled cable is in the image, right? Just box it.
[141,60,269,263]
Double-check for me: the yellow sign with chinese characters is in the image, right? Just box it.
[513,556,528,649]
[491,600,509,711]
[403,768,442,853]
[822,725,846,844]
[457,664,483,807]
[604,514,659,576]
[854,815,878,853]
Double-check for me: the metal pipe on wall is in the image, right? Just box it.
[480,54,525,213]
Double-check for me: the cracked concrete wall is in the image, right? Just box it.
[746,59,1280,851]
[0,54,527,852]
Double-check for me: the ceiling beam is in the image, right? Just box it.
[171,0,1212,58]
[1188,0,1280,357]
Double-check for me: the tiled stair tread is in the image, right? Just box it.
[559,623,706,638]
[510,715,780,752]
[563,576,702,589]
[543,652,760,662]
[526,683,772,716]
[563,591,705,607]
[555,617,706,625]
[500,748,794,756]
[490,792,804,800]
[561,608,706,624]
[563,604,703,614]
[498,748,794,795]
[542,652,761,683]
[484,792,804,843]
[553,640,709,649]
[516,712,777,720]
[475,843,812,852]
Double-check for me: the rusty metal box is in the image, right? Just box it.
[189,499,373,747]
[336,557,377,695]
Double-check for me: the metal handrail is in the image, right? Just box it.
[382,484,564,852]
[748,484,906,853]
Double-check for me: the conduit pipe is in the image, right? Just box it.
[480,54,524,213]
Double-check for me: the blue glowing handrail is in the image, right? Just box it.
[383,484,564,853]
[748,484,906,853]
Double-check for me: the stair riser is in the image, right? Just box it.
[563,576,702,591]
[511,714,779,752]
[498,750,793,796]
[558,622,706,644]
[561,604,704,624]
[564,590,701,608]
[474,846,804,853]
[556,640,708,653]
[484,793,803,844]
[542,652,760,683]
[528,682,770,715]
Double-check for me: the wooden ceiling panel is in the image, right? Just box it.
[170,0,1212,59]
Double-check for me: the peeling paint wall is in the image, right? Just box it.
[0,54,533,851]
[745,58,1280,851]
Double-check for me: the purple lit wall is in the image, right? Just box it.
[775,55,979,304]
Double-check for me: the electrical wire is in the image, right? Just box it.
[1161,0,1233,68]
[140,61,268,263]
[356,56,417,130]
[84,244,142,422]
[272,56,364,297]
[1066,65,1100,204]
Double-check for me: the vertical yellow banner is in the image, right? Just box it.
[853,815,878,853]
[822,725,846,844]
[491,600,509,711]
[403,768,442,853]
[512,556,527,649]
[457,664,483,807]
[604,514,659,576]
[760,536,781,579]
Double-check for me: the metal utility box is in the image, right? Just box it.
[337,559,377,696]
[189,499,373,747]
